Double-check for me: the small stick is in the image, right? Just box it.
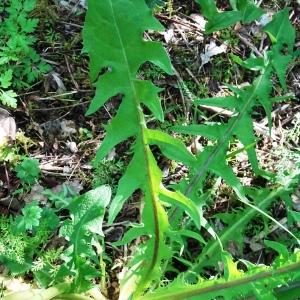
[235,32,263,57]
[64,55,80,90]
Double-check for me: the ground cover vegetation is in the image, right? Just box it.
[0,0,300,299]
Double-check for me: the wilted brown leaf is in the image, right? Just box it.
[0,108,16,145]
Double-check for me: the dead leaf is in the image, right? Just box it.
[55,0,86,14]
[200,40,227,66]
[256,13,272,27]
[292,190,300,212]
[0,109,16,146]
[106,148,116,161]
[190,14,206,31]
[2,277,31,293]
[66,141,78,153]
[163,28,175,44]
[60,119,76,136]
[44,71,66,94]
[24,184,47,204]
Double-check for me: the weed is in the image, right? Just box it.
[0,144,20,163]
[0,211,55,275]
[140,64,167,81]
[185,80,209,98]
[0,0,51,107]
[81,1,300,299]
[166,0,173,16]
[2,1,300,299]
[92,159,126,195]
[211,56,236,83]
[219,28,240,47]
[15,157,40,186]
[79,127,93,141]
[43,183,77,210]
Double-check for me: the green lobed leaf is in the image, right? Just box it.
[263,8,295,51]
[23,0,36,12]
[15,158,40,185]
[108,144,146,224]
[83,1,177,296]
[83,1,298,298]
[222,252,242,280]
[263,9,295,91]
[0,69,13,88]
[13,201,42,233]
[195,0,262,33]
[83,0,172,117]
[59,186,111,292]
[0,90,18,108]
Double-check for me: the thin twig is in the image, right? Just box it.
[235,32,263,57]
[64,55,80,90]
[30,100,90,111]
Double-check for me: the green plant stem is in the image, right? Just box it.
[3,289,41,300]
[133,93,161,295]
[55,294,96,300]
[3,283,69,300]
[139,261,300,300]
[32,283,70,300]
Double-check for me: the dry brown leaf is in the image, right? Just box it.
[0,109,16,146]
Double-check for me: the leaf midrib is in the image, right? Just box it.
[108,0,161,289]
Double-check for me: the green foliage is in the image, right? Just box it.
[0,205,58,275]
[58,186,111,292]
[83,0,205,296]
[92,159,126,194]
[0,0,51,107]
[195,0,263,33]
[2,1,299,299]
[146,0,165,9]
[15,158,40,185]
[0,216,29,270]
[43,183,77,211]
[0,144,20,163]
[173,7,295,184]
[82,1,299,299]
[79,127,93,141]
[191,183,299,273]
[0,90,18,108]
[140,251,300,300]
[1,185,111,297]
[13,200,42,232]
